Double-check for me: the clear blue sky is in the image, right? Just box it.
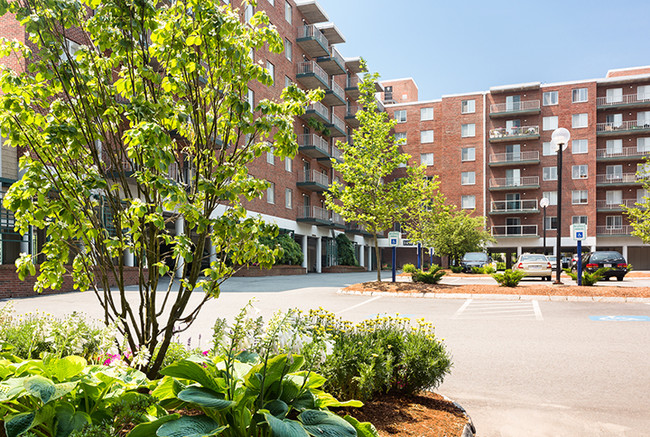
[320,0,650,101]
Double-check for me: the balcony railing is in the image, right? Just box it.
[596,173,644,184]
[329,114,345,136]
[491,225,538,237]
[346,105,360,118]
[489,176,540,189]
[596,199,637,210]
[597,146,650,159]
[296,25,329,55]
[305,101,329,121]
[597,94,650,107]
[489,125,539,140]
[331,145,343,161]
[346,75,360,89]
[489,100,540,114]
[331,212,345,226]
[298,134,329,155]
[300,170,329,187]
[489,151,539,164]
[596,120,650,133]
[330,80,344,100]
[296,61,329,87]
[596,225,634,236]
[490,199,539,213]
[299,205,330,221]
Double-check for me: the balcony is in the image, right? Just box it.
[327,114,346,137]
[329,212,345,229]
[296,25,329,58]
[489,176,540,190]
[489,100,541,118]
[297,170,329,192]
[297,205,331,226]
[596,173,644,187]
[322,80,345,106]
[296,61,329,91]
[596,225,634,237]
[318,144,343,167]
[596,120,650,136]
[0,204,16,230]
[299,101,330,125]
[488,151,540,166]
[298,134,330,159]
[597,94,650,110]
[345,105,360,128]
[345,75,360,100]
[596,146,650,161]
[596,199,637,212]
[491,225,538,237]
[316,46,346,76]
[489,125,540,142]
[490,199,539,214]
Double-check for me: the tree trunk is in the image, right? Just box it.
[374,235,381,282]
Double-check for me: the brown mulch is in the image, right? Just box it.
[346,392,468,437]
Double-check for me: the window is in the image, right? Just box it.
[572,139,588,154]
[267,0,274,5]
[266,61,275,85]
[285,157,292,172]
[395,110,407,123]
[606,190,622,205]
[572,190,588,205]
[284,39,292,61]
[247,89,254,108]
[543,191,558,206]
[395,132,407,144]
[606,139,623,155]
[284,1,292,23]
[544,216,558,231]
[637,188,648,203]
[285,188,292,209]
[461,99,475,114]
[606,88,623,104]
[420,107,434,121]
[461,171,475,185]
[461,147,475,162]
[606,165,623,180]
[420,153,434,166]
[245,4,253,21]
[606,113,623,127]
[420,130,433,143]
[638,85,650,101]
[543,166,557,181]
[606,216,622,229]
[461,123,475,138]
[543,91,558,106]
[543,141,557,156]
[61,38,81,62]
[461,195,476,209]
[572,113,588,128]
[638,111,650,127]
[637,162,650,178]
[638,137,650,152]
[543,116,558,131]
[572,164,588,179]
[572,216,588,225]
[267,182,275,204]
[266,145,274,164]
[572,88,588,103]
[285,75,292,89]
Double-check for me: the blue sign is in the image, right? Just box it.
[590,315,650,322]
[576,231,584,239]
[390,238,398,245]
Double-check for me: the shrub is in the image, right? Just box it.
[484,265,496,274]
[402,263,417,273]
[497,262,506,271]
[336,233,358,266]
[565,267,609,286]
[261,234,303,265]
[412,266,446,284]
[450,265,463,273]
[471,266,485,274]
[422,262,430,270]
[492,269,526,287]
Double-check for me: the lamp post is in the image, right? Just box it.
[540,197,549,256]
[551,128,571,284]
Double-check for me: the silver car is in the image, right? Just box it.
[513,253,552,281]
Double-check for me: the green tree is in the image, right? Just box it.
[625,175,650,242]
[0,0,317,377]
[430,209,495,266]
[335,233,357,266]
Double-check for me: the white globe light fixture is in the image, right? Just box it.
[539,197,550,208]
[551,127,571,152]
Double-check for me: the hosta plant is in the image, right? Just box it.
[411,265,446,284]
[492,269,526,287]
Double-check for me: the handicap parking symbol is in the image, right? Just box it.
[589,315,650,322]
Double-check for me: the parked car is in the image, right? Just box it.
[573,251,628,281]
[561,256,572,269]
[546,255,557,270]
[460,252,495,272]
[513,253,552,281]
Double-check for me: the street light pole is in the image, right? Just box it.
[551,128,571,285]
[540,197,549,256]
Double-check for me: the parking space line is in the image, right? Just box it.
[532,300,543,321]
[452,299,473,319]
[335,296,382,315]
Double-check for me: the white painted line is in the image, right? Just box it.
[462,308,535,315]
[532,300,544,321]
[445,277,461,283]
[452,299,473,319]
[467,302,531,308]
[335,296,382,315]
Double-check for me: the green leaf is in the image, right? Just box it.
[343,415,379,437]
[156,415,226,437]
[50,356,87,381]
[127,413,180,437]
[263,413,309,437]
[54,403,92,437]
[264,399,288,419]
[4,412,35,437]
[24,375,56,404]
[177,386,234,410]
[314,391,363,409]
[160,360,217,391]
[298,410,356,437]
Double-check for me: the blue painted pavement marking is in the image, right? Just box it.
[590,315,650,322]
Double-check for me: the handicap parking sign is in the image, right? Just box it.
[576,231,583,239]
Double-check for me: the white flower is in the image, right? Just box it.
[130,345,151,368]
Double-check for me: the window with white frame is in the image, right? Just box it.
[285,76,292,89]
[461,99,475,114]
[267,0,274,5]
[395,132,407,144]
[544,216,558,231]
[266,145,274,164]
[461,123,475,137]
[284,39,292,61]
[572,139,588,154]
[285,157,292,172]
[245,4,253,21]
[395,110,407,123]
[543,166,557,181]
[284,1,292,23]
[543,141,557,156]
[572,88,588,103]
[247,89,254,108]
[420,107,434,121]
[638,137,650,152]
[461,195,476,209]
[638,85,650,101]
[572,164,588,179]
[543,191,558,205]
[266,61,275,85]
[543,91,558,106]
[572,216,588,225]
[420,153,434,166]
[267,182,275,204]
[285,188,292,209]
[637,162,650,178]
[606,215,622,229]
[572,113,588,128]
[606,88,623,103]
[606,139,623,155]
[606,165,623,180]
[572,190,588,204]
[637,188,648,203]
[420,130,434,143]
[461,171,475,185]
[543,116,558,131]
[61,38,81,62]
[638,111,650,127]
[606,190,622,205]
[461,147,475,162]
[606,113,623,127]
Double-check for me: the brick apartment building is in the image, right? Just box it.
[382,66,650,269]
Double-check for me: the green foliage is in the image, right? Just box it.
[471,266,495,274]
[484,266,496,274]
[261,234,304,265]
[402,263,417,273]
[411,266,446,284]
[430,210,495,266]
[335,234,358,266]
[450,266,463,273]
[492,269,526,287]
[565,268,610,286]
[497,262,506,271]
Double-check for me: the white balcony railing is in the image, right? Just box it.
[596,199,637,210]
[596,173,644,184]
[489,176,540,188]
[597,120,650,133]
[597,146,650,159]
[597,94,650,107]
[298,134,329,155]
[491,225,538,237]
[330,46,345,67]
[346,74,360,89]
[331,212,344,226]
[297,25,328,49]
[305,101,329,121]
[330,80,344,100]
[489,125,539,139]
[490,100,540,114]
[346,105,361,118]
[489,151,539,164]
[331,145,343,161]
[300,170,329,186]
[596,225,634,235]
[297,61,329,86]
[330,114,345,132]
[491,199,538,213]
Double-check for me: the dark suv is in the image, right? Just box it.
[575,251,628,281]
[460,252,494,272]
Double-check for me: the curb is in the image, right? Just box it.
[439,393,476,437]
[337,289,650,303]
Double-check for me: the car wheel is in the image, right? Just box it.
[547,276,552,281]
[617,276,624,282]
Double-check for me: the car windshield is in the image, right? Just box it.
[591,251,623,262]
[547,256,556,262]
[463,253,487,261]
[521,254,547,262]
